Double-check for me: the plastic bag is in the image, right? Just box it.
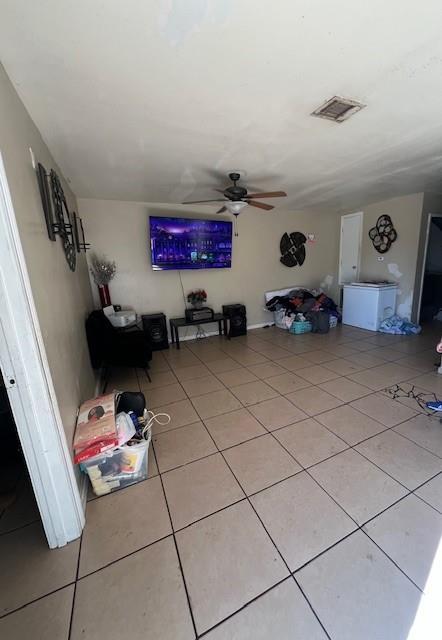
[379,315,421,335]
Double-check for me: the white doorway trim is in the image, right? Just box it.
[415,213,442,324]
[339,211,363,285]
[0,151,84,548]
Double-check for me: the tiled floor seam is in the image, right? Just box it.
[149,439,199,639]
[288,489,423,580]
[359,528,424,593]
[217,442,332,639]
[347,440,442,493]
[153,346,434,506]
[181,343,333,639]
[90,332,440,638]
[67,526,84,640]
[0,517,41,538]
[0,581,77,621]
[73,532,173,582]
[389,425,442,460]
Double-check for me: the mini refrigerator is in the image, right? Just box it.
[342,283,398,331]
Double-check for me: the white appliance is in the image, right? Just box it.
[103,305,137,328]
[342,283,398,331]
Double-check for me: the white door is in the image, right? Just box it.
[339,212,363,284]
[0,152,84,547]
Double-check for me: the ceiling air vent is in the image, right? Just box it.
[311,96,365,122]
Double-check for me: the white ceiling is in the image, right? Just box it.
[1,0,442,211]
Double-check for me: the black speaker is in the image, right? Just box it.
[141,313,169,350]
[222,304,247,338]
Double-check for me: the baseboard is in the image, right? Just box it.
[247,322,274,330]
[173,321,270,343]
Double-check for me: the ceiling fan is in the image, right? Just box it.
[182,172,287,215]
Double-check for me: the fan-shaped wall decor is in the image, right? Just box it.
[369,215,397,254]
[280,232,307,267]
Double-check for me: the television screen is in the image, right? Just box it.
[149,216,233,270]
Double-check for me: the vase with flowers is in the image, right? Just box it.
[187,289,207,309]
[89,253,117,307]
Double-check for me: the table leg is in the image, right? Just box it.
[169,321,174,345]
[176,326,180,350]
[218,319,222,337]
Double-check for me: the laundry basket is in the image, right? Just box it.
[289,320,312,335]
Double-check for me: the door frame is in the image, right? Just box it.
[0,151,84,548]
[339,211,363,285]
[414,213,442,324]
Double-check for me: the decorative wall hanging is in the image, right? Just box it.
[280,232,307,267]
[36,163,90,272]
[369,215,397,254]
[73,212,91,253]
[36,163,56,241]
[50,169,76,272]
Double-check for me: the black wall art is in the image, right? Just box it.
[280,232,307,267]
[36,163,90,272]
[369,215,397,254]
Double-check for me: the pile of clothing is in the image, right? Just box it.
[266,288,341,333]
[378,315,421,335]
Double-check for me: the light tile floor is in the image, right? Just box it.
[1,323,442,638]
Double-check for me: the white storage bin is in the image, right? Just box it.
[81,411,151,496]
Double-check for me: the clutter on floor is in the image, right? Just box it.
[265,287,340,332]
[74,390,170,496]
[384,383,441,419]
[379,314,421,335]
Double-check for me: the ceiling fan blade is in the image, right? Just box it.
[246,191,287,199]
[216,206,227,214]
[182,199,226,204]
[214,188,227,195]
[247,200,274,211]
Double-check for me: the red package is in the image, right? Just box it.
[74,393,118,464]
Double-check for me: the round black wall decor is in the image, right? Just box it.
[280,232,307,267]
[369,215,397,254]
[50,170,77,271]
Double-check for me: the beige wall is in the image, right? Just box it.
[351,193,424,319]
[0,64,96,446]
[79,199,341,332]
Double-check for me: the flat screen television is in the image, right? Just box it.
[149,216,232,271]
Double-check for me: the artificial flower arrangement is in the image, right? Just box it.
[89,253,117,306]
[89,253,117,286]
[187,289,207,307]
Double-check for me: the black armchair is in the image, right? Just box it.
[85,310,152,381]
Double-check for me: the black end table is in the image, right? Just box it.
[169,313,227,349]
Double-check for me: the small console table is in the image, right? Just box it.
[169,313,227,349]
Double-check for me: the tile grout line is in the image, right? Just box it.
[195,576,292,639]
[67,528,84,640]
[179,342,334,639]
[0,581,76,621]
[53,329,439,636]
[149,437,199,639]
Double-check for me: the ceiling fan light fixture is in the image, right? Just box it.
[225,201,248,214]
